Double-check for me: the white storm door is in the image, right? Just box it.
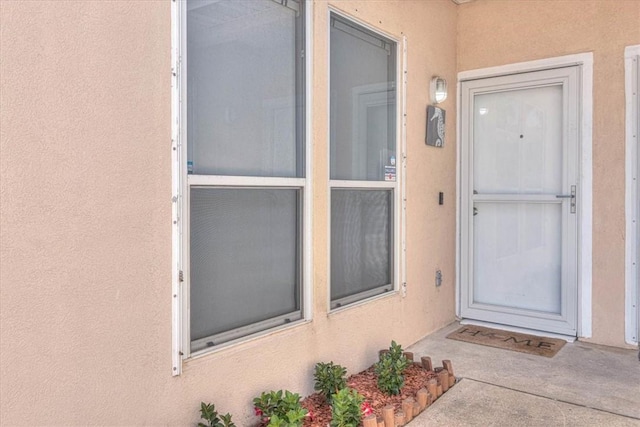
[460,67,579,336]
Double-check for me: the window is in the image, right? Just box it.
[175,0,308,357]
[329,13,399,309]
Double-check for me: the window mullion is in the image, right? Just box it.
[329,179,396,189]
[188,174,306,188]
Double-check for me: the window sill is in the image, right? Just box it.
[185,318,312,361]
[328,289,399,317]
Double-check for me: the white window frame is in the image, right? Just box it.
[171,0,313,374]
[625,44,640,346]
[327,7,407,312]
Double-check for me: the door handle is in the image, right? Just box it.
[555,185,576,214]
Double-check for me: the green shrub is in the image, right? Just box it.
[314,362,347,402]
[330,387,364,427]
[253,390,308,427]
[263,410,308,427]
[198,402,236,427]
[375,340,409,395]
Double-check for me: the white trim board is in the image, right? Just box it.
[456,52,594,338]
[624,44,640,345]
[170,0,182,376]
[455,79,462,319]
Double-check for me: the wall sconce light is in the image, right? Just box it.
[430,76,448,104]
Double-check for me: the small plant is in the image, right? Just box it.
[264,409,308,427]
[198,402,236,427]
[314,361,347,402]
[375,340,409,395]
[253,390,308,427]
[330,387,364,427]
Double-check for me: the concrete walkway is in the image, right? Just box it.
[407,322,640,426]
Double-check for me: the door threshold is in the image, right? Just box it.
[459,319,577,343]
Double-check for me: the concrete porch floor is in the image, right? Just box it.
[407,322,640,426]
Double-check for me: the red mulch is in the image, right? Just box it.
[301,362,438,427]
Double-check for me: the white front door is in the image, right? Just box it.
[460,67,580,336]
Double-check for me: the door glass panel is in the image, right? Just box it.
[473,85,563,194]
[473,202,561,314]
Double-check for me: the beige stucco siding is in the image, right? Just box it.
[0,0,174,424]
[457,0,640,348]
[0,0,457,424]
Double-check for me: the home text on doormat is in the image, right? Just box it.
[446,325,566,357]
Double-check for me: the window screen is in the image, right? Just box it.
[329,13,397,308]
[190,188,301,347]
[187,0,304,177]
[331,189,393,305]
[330,15,396,181]
[185,0,306,352]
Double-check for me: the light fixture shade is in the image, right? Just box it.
[430,76,448,104]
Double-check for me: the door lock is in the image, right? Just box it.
[555,185,576,214]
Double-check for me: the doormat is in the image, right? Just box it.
[446,325,566,358]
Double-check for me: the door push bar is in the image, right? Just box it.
[556,185,576,214]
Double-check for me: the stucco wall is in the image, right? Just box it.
[0,0,457,424]
[457,0,640,348]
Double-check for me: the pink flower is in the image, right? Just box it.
[361,402,374,417]
[254,407,263,417]
[306,409,314,421]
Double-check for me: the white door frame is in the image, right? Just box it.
[624,45,640,346]
[456,52,594,338]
